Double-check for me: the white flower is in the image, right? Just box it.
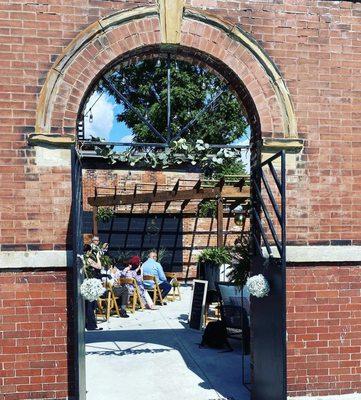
[80,278,106,302]
[246,274,270,298]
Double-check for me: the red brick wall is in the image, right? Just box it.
[0,164,71,251]
[1,1,361,247]
[0,0,156,251]
[287,265,361,397]
[1,1,361,399]
[0,270,70,400]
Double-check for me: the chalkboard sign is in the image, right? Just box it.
[189,280,208,330]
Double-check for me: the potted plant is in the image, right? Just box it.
[96,207,114,224]
[197,247,231,297]
[198,200,217,218]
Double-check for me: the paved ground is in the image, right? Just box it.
[291,396,361,400]
[289,393,361,400]
[85,285,251,400]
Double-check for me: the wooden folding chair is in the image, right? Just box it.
[117,278,145,313]
[97,282,120,321]
[165,272,181,301]
[143,274,164,305]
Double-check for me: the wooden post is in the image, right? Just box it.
[217,197,223,247]
[92,206,98,236]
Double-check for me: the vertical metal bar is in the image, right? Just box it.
[139,204,151,258]
[206,217,214,248]
[170,212,183,270]
[124,185,137,249]
[252,209,273,256]
[250,138,262,272]
[92,206,98,236]
[281,151,286,265]
[166,53,171,141]
[71,146,86,400]
[241,286,245,383]
[280,150,287,399]
[106,186,117,244]
[185,209,200,284]
[156,212,166,255]
[217,197,223,248]
[223,207,232,247]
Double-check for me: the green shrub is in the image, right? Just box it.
[198,247,232,266]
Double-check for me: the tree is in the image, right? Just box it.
[101,58,249,144]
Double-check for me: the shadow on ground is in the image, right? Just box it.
[86,322,250,400]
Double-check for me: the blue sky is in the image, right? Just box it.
[84,92,133,142]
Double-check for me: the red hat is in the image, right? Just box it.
[129,256,141,267]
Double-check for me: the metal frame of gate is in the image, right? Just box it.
[71,146,287,400]
[71,147,86,400]
[250,150,287,400]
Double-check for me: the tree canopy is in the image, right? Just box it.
[100,58,248,144]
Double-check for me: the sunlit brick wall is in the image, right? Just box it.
[0,270,71,400]
[287,265,361,397]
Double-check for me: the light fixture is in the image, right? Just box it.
[89,109,93,123]
[146,217,160,236]
[234,204,249,226]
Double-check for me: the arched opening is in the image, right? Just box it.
[75,45,258,400]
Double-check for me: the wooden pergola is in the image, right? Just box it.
[88,177,250,247]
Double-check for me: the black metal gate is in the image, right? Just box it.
[71,147,86,400]
[250,150,287,400]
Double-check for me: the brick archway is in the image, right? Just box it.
[34,5,298,142]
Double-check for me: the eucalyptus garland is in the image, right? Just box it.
[88,138,243,172]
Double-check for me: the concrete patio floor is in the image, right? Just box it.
[85,285,251,400]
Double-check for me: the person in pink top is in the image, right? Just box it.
[121,256,156,310]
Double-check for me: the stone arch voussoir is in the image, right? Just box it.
[34,5,298,141]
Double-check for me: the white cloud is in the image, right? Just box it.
[120,133,134,143]
[84,93,115,141]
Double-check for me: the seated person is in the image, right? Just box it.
[85,245,129,319]
[83,244,103,331]
[121,256,156,310]
[142,250,172,301]
[105,263,129,318]
[90,236,109,258]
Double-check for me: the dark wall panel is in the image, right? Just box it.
[83,212,183,272]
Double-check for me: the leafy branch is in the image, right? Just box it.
[88,138,244,174]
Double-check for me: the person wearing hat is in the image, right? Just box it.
[121,256,156,310]
[107,264,130,318]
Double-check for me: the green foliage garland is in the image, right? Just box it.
[90,138,244,174]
